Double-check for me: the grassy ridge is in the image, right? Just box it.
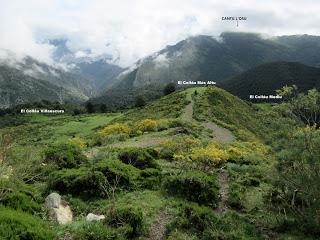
[193,86,260,140]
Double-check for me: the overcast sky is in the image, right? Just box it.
[1,0,320,67]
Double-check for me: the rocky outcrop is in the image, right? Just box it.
[45,193,73,224]
[86,213,105,222]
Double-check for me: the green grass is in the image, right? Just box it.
[51,114,119,141]
[63,189,168,238]
[117,90,189,122]
[1,113,120,147]
[193,86,260,140]
[1,87,317,239]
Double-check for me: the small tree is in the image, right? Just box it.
[100,104,107,113]
[163,83,176,95]
[273,87,320,234]
[135,95,146,108]
[277,86,320,126]
[85,102,95,114]
[72,109,81,116]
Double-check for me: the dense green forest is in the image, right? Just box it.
[0,86,319,239]
[221,61,320,100]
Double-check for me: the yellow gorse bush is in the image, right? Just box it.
[135,119,158,132]
[160,136,201,155]
[68,137,86,150]
[226,141,270,163]
[227,146,243,156]
[156,119,170,130]
[190,144,229,169]
[99,123,131,138]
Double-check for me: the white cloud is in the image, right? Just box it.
[1,0,320,67]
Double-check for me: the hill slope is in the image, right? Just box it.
[220,61,320,100]
[0,51,97,108]
[1,85,313,239]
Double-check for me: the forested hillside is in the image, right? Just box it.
[221,61,320,100]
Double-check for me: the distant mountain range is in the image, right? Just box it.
[220,61,320,100]
[2,32,320,109]
[0,52,95,108]
[95,32,320,107]
[0,39,124,108]
[49,38,124,93]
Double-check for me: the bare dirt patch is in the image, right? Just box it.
[147,211,169,240]
[214,169,229,214]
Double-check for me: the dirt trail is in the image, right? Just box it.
[182,92,234,214]
[182,92,235,143]
[203,122,235,143]
[214,170,229,214]
[147,211,169,240]
[181,96,195,122]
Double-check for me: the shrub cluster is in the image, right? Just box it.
[167,203,262,239]
[227,141,269,165]
[118,147,159,170]
[167,203,219,238]
[163,171,219,207]
[48,159,142,198]
[135,119,158,132]
[44,143,87,169]
[0,207,54,240]
[68,136,87,150]
[189,144,228,170]
[159,136,201,160]
[166,140,267,171]
[48,167,106,198]
[48,155,161,198]
[106,205,146,238]
[95,159,140,189]
[61,203,147,239]
[99,123,131,138]
[97,118,190,145]
[70,222,117,240]
[1,191,42,214]
[227,182,246,210]
[138,168,162,189]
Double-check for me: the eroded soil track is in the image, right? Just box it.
[182,91,234,214]
[214,169,229,214]
[147,211,169,240]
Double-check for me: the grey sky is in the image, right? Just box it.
[1,0,319,66]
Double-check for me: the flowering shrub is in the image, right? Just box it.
[99,123,131,138]
[227,141,269,164]
[135,119,158,132]
[156,119,170,131]
[190,144,229,170]
[159,136,201,160]
[68,137,86,150]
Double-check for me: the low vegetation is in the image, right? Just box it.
[164,171,219,206]
[0,86,319,239]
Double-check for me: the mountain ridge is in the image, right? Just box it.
[220,61,320,100]
[0,52,95,108]
[95,32,320,108]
